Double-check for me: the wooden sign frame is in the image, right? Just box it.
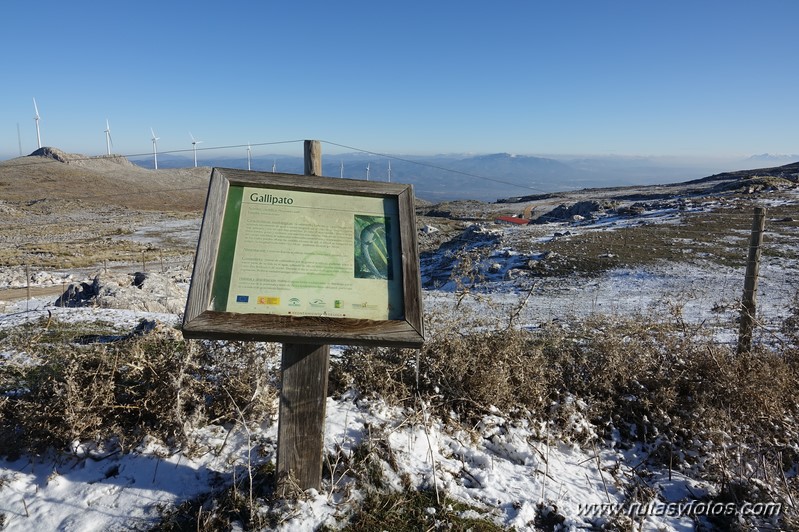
[183,167,424,348]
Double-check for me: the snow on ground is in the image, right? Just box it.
[0,287,787,530]
[0,438,221,531]
[0,268,76,290]
[0,388,703,531]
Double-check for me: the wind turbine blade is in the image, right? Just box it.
[190,132,195,143]
[33,98,40,119]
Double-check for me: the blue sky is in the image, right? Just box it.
[1,1,797,160]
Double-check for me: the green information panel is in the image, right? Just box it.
[211,186,404,321]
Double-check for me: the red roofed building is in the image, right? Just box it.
[496,215,530,225]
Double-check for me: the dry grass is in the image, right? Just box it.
[330,293,799,528]
[0,153,208,211]
[0,317,279,458]
[336,306,799,454]
[0,153,208,268]
[525,198,799,276]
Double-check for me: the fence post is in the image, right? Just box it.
[276,140,329,494]
[738,206,766,354]
[26,263,31,312]
[303,140,322,177]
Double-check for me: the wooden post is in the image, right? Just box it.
[738,206,766,354]
[26,264,31,312]
[276,343,329,491]
[276,140,329,493]
[304,140,322,177]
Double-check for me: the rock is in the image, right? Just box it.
[616,205,646,216]
[30,147,73,163]
[54,276,101,307]
[534,200,616,224]
[132,271,148,288]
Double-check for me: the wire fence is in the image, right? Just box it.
[1,200,796,354]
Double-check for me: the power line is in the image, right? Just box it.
[3,138,797,202]
[0,137,588,195]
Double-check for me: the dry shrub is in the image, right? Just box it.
[416,327,551,419]
[0,317,278,458]
[333,345,416,405]
[333,304,799,528]
[337,327,552,423]
[537,314,799,465]
[334,302,799,461]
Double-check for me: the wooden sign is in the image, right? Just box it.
[182,167,424,347]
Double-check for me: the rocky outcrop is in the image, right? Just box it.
[30,147,73,163]
[54,271,188,313]
[533,200,617,223]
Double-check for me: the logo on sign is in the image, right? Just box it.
[235,295,249,303]
[257,296,280,305]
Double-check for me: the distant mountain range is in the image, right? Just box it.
[745,153,799,164]
[128,151,799,202]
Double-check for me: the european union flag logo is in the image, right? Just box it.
[236,295,249,303]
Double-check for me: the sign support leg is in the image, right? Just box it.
[276,342,329,493]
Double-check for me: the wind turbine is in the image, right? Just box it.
[366,163,370,181]
[150,128,160,169]
[33,98,42,149]
[190,132,203,167]
[272,159,276,173]
[387,161,392,182]
[340,160,344,178]
[247,142,252,171]
[104,119,113,156]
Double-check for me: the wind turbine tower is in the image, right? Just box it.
[151,128,160,169]
[104,119,113,156]
[366,163,370,181]
[247,143,252,171]
[190,132,203,167]
[387,161,392,182]
[33,98,42,149]
[340,160,344,178]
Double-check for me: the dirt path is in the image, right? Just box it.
[0,285,65,303]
